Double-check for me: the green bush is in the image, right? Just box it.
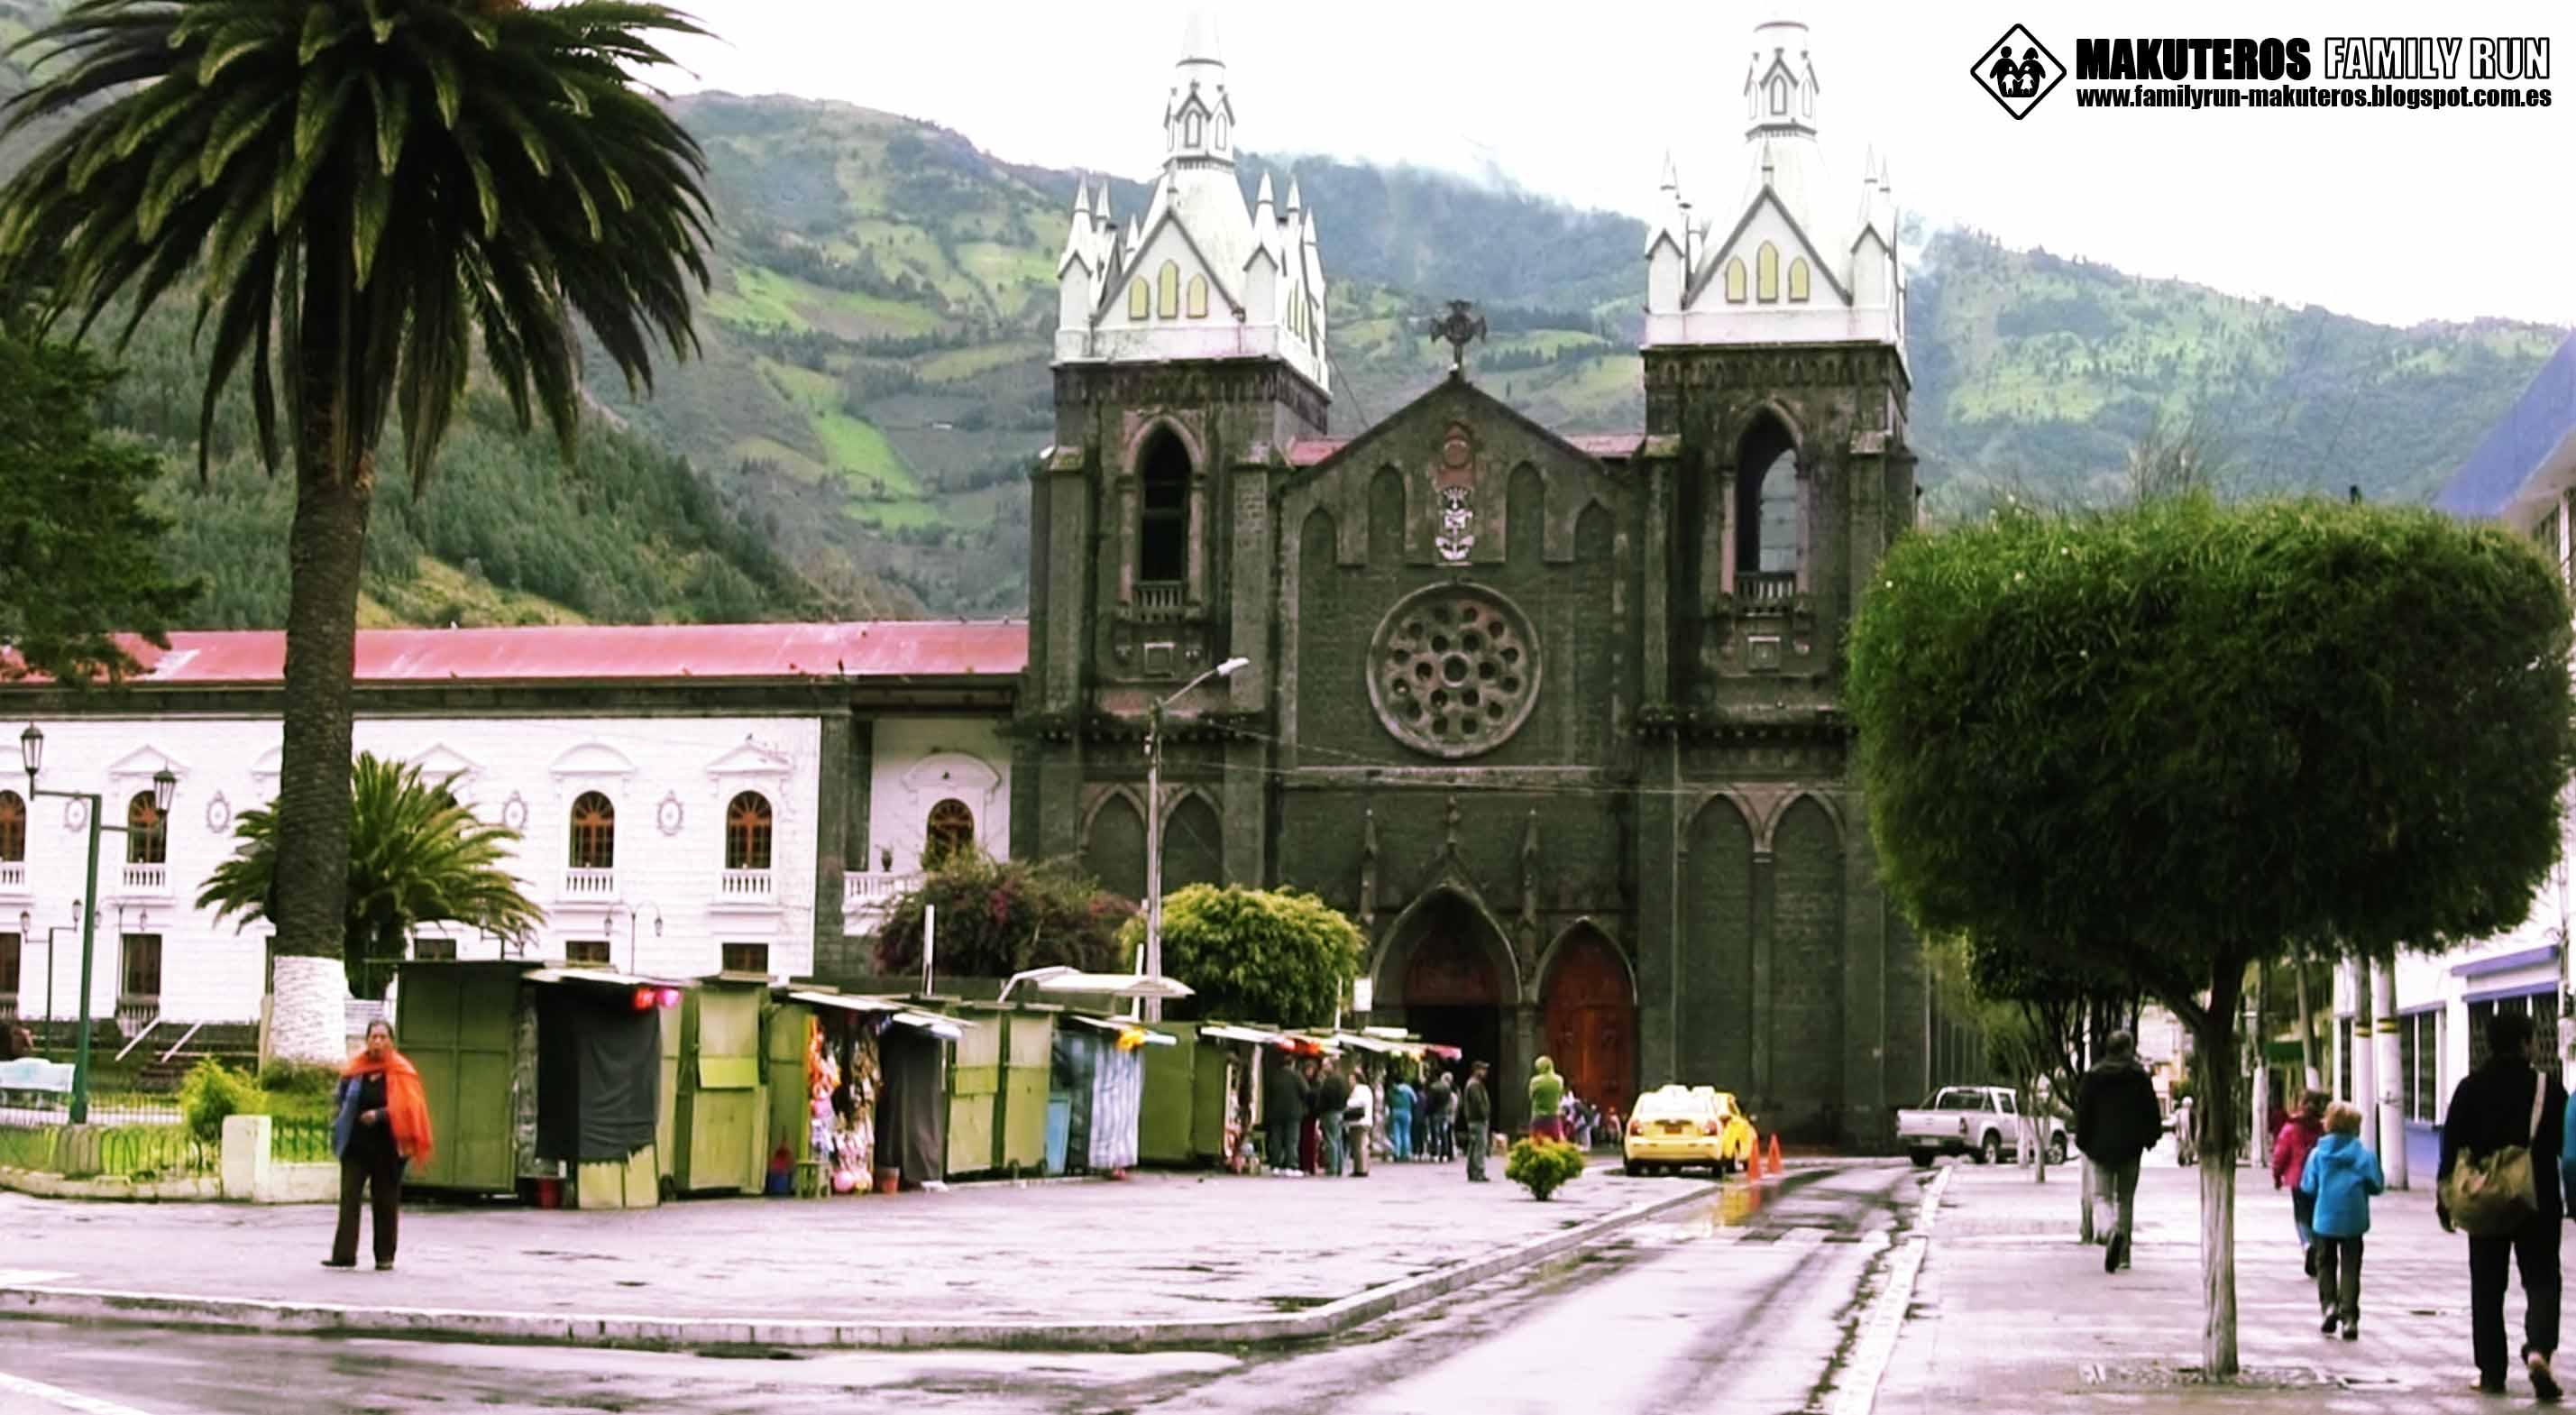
[177,1057,260,1147]
[257,1060,341,1097]
[1505,1138,1587,1201]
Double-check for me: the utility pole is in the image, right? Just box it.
[2373,960,2408,1190]
[1141,657,1249,1022]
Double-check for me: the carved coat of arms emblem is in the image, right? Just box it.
[1433,425,1476,565]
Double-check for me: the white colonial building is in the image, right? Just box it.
[2332,331,2576,1180]
[0,621,1022,1035]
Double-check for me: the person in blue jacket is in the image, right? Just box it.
[2300,1100,2386,1341]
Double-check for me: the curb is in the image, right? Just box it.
[0,1175,1733,1353]
[0,1165,222,1203]
[1829,1161,1953,1415]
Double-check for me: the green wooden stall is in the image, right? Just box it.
[940,1001,1001,1179]
[1139,1022,1199,1165]
[671,973,767,1196]
[945,1001,1057,1175]
[394,960,528,1194]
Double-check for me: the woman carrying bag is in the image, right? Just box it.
[2439,1010,2566,1401]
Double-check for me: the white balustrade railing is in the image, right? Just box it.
[561,868,618,900]
[1736,571,1799,606]
[120,863,168,894]
[0,862,23,890]
[844,870,922,911]
[720,868,775,900]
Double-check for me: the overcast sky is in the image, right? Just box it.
[648,1,2576,331]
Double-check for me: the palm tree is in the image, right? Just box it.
[200,752,545,1005]
[0,1,710,1062]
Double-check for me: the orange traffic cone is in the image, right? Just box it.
[1751,1138,1766,1179]
[1766,1133,1785,1174]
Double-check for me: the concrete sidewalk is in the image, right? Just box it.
[0,1160,1728,1350]
[1875,1144,2561,1411]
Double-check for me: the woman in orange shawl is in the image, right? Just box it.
[326,1019,433,1272]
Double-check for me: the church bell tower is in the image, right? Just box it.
[1019,13,1330,880]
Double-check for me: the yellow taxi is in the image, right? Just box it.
[1624,1084,1758,1177]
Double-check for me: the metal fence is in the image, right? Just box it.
[270,1117,335,1165]
[0,1117,215,1179]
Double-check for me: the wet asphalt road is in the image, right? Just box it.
[0,1163,1921,1415]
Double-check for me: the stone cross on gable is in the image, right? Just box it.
[1426,299,1487,374]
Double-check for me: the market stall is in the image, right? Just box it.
[670,972,768,1197]
[1139,1022,1279,1170]
[876,1005,964,1190]
[1049,1013,1171,1175]
[766,989,900,1196]
[393,960,683,1207]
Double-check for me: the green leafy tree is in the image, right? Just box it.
[1849,493,2576,1376]
[0,318,197,682]
[1119,884,1363,1027]
[874,850,1133,979]
[0,0,712,1061]
[197,752,544,999]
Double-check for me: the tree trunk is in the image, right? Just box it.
[2190,968,2245,1379]
[2295,952,2319,1089]
[266,447,373,1068]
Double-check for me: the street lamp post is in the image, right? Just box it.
[21,723,176,1125]
[1142,657,1249,1022]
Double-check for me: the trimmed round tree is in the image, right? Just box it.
[1121,885,1363,1028]
[1849,494,2576,1377]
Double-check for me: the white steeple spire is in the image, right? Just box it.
[1056,179,1095,276]
[1285,177,1304,216]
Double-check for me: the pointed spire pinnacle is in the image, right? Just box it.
[1659,149,1679,192]
[1127,214,1142,250]
[1072,179,1092,219]
[1285,177,1304,216]
[1255,170,1276,219]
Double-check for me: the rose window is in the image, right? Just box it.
[1369,584,1541,758]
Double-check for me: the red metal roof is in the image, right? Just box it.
[7,621,1028,687]
[1285,438,1346,466]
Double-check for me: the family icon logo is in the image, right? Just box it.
[1974,25,2067,119]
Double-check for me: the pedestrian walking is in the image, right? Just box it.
[2273,1090,2328,1276]
[1316,1059,1351,1177]
[1345,1067,1373,1177]
[1462,1061,1492,1182]
[325,1019,433,1273]
[1527,1057,1566,1143]
[1425,1072,1453,1162]
[2439,1009,2567,1401]
[1298,1058,1323,1175]
[1389,1074,1417,1162]
[1264,1047,1303,1174]
[2073,1029,2161,1273]
[2298,1100,2384,1341]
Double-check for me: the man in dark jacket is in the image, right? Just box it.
[2074,1030,2163,1274]
[1316,1060,1352,1176]
[1263,1049,1303,1174]
[2439,1009,2567,1401]
[1462,1062,1492,1181]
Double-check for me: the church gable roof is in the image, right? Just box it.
[1100,208,1244,322]
[1685,185,1852,309]
[1283,373,1616,495]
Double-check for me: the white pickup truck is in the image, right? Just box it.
[1897,1085,2067,1168]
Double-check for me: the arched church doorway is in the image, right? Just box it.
[1396,896,1507,1098]
[1542,927,1636,1126]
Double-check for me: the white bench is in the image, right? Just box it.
[0,1058,76,1107]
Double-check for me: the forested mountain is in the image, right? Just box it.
[2,1,2561,627]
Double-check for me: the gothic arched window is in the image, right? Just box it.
[924,799,975,868]
[1770,77,1789,115]
[1157,261,1180,318]
[726,792,773,871]
[569,791,616,869]
[1186,274,1208,319]
[1137,427,1191,585]
[1185,111,1204,147]
[1724,258,1747,303]
[1734,413,1804,586]
[1756,243,1780,302]
[1128,278,1150,320]
[0,789,23,863]
[125,791,165,866]
[1788,257,1811,302]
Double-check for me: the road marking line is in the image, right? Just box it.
[0,1270,75,1286]
[1775,1227,1830,1248]
[1829,1163,1953,1415]
[0,1369,160,1415]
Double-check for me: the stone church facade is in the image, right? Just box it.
[1013,17,1926,1145]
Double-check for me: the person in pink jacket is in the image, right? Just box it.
[2272,1090,2329,1276]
